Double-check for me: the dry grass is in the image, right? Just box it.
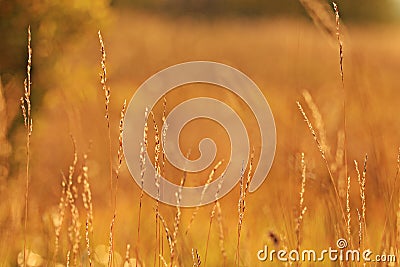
[297,101,347,229]
[98,30,113,208]
[236,150,254,266]
[20,26,33,267]
[136,107,148,264]
[295,153,307,252]
[355,155,368,250]
[2,3,400,267]
[191,248,201,267]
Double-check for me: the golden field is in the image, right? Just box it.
[1,2,400,266]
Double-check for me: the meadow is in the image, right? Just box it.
[1,2,400,266]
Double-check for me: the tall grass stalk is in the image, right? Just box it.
[333,2,349,208]
[346,175,351,240]
[98,30,113,206]
[295,153,307,252]
[150,111,161,267]
[204,174,224,266]
[236,150,254,266]
[54,173,67,262]
[355,155,368,250]
[302,91,330,156]
[81,148,94,266]
[108,100,127,267]
[65,137,80,265]
[216,200,226,266]
[297,102,347,227]
[136,108,148,266]
[156,210,173,265]
[20,26,32,267]
[160,98,167,265]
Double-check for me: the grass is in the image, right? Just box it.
[20,25,32,267]
[1,4,400,267]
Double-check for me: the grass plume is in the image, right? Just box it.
[66,137,81,265]
[298,0,337,39]
[297,101,347,227]
[150,111,161,267]
[108,100,127,267]
[333,2,349,206]
[136,108,148,265]
[20,26,32,267]
[295,153,307,252]
[302,90,330,157]
[53,173,67,262]
[355,155,368,249]
[236,150,254,266]
[333,2,344,85]
[98,30,113,205]
[80,148,94,267]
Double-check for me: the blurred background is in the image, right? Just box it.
[1,0,400,266]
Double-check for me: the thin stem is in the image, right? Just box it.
[22,26,32,267]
